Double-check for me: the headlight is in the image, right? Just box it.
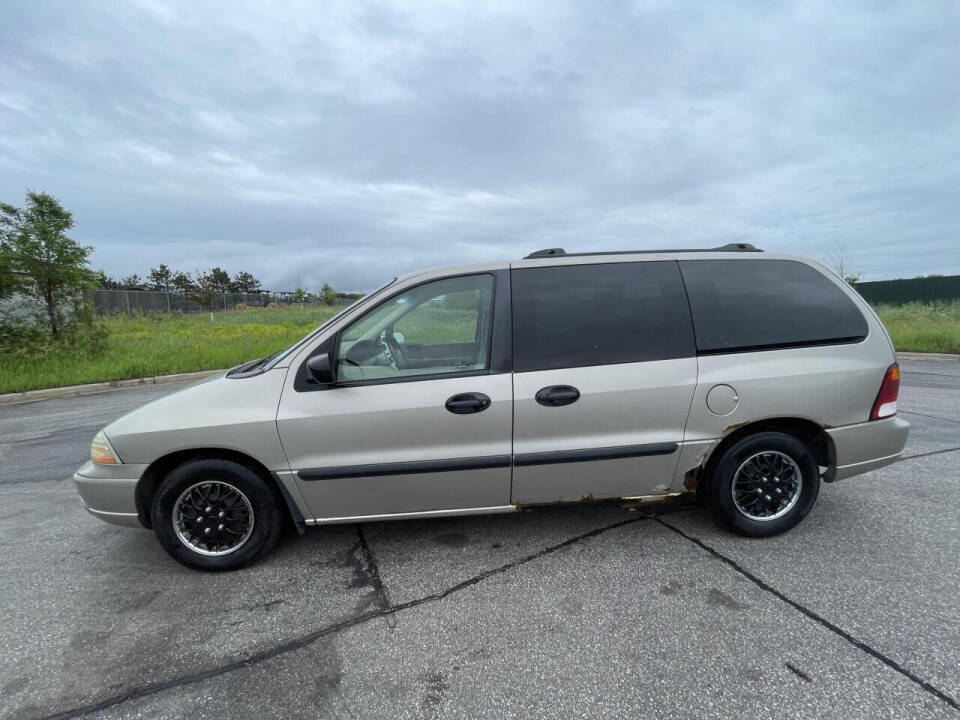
[90,431,121,465]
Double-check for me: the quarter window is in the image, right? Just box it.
[511,262,695,372]
[678,259,868,353]
[336,274,494,382]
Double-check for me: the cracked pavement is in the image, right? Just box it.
[1,359,959,719]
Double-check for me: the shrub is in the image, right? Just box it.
[0,312,109,360]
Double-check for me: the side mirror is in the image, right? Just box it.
[306,353,335,384]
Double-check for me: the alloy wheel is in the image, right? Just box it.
[730,451,803,521]
[172,481,255,555]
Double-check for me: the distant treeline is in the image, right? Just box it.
[96,264,362,302]
[98,265,262,293]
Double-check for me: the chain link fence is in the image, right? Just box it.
[87,289,357,315]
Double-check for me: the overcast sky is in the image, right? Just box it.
[1,1,958,291]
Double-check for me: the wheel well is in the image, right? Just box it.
[135,449,300,531]
[696,417,835,490]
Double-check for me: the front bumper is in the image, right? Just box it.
[73,460,149,528]
[825,416,910,481]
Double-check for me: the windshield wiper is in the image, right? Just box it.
[227,351,281,378]
[253,350,280,369]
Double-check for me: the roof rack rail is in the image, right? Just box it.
[523,243,762,259]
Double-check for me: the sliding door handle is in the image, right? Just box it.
[535,385,580,407]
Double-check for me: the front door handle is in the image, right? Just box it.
[445,392,492,414]
[535,385,581,407]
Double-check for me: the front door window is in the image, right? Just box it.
[336,274,494,382]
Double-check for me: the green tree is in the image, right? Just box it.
[320,282,337,305]
[0,192,94,335]
[206,267,231,293]
[230,271,261,293]
[292,287,306,306]
[120,273,143,289]
[0,236,19,299]
[191,270,220,311]
[95,270,118,289]
[147,264,174,291]
[171,271,194,293]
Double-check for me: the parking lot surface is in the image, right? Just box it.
[1,360,958,719]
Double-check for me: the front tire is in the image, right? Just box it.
[702,431,820,537]
[151,458,283,571]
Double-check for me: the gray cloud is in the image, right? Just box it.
[1,0,958,291]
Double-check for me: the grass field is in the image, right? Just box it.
[874,301,960,355]
[0,306,343,394]
[0,301,958,394]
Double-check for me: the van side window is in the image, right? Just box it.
[336,274,494,382]
[511,261,695,372]
[678,259,868,354]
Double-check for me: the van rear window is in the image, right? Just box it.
[678,259,868,354]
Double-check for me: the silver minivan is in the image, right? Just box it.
[74,244,909,570]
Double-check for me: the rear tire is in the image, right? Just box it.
[151,458,283,571]
[702,431,820,537]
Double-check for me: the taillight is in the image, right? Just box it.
[870,363,900,420]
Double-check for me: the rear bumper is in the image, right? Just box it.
[73,460,148,528]
[825,416,910,481]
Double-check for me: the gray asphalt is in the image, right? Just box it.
[1,360,959,719]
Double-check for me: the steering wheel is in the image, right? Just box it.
[379,329,407,370]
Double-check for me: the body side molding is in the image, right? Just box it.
[298,455,512,481]
[297,443,678,481]
[513,443,678,466]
